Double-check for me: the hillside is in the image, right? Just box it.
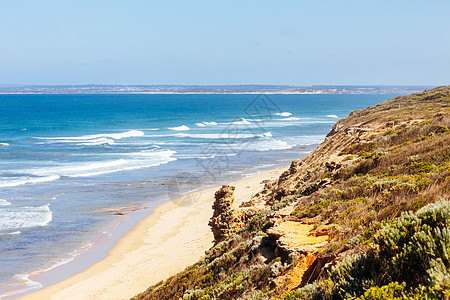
[132,86,450,299]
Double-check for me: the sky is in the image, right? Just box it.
[0,0,449,86]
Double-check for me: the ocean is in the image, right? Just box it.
[0,93,397,298]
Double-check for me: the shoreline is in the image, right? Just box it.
[17,166,287,300]
[0,92,406,95]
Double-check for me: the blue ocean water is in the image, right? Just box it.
[0,93,397,297]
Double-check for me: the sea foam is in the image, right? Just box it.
[173,132,271,139]
[195,121,218,127]
[0,204,52,232]
[26,149,177,178]
[0,176,61,188]
[169,125,190,131]
[0,199,12,206]
[35,130,145,142]
[278,117,301,121]
[239,138,293,152]
[276,112,292,117]
[231,118,251,125]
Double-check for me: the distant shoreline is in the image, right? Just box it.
[0,85,433,95]
[0,92,411,95]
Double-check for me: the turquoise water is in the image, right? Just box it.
[0,93,397,297]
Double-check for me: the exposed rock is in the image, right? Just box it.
[208,185,255,244]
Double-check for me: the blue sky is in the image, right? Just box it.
[1,1,449,85]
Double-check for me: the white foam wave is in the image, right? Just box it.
[278,117,301,121]
[0,274,42,299]
[0,199,12,206]
[276,112,292,117]
[244,138,293,151]
[35,130,145,142]
[203,122,218,126]
[327,114,339,118]
[195,121,218,127]
[176,153,237,160]
[268,118,336,127]
[34,241,93,274]
[0,175,60,188]
[77,137,115,146]
[0,204,52,232]
[26,149,177,178]
[1,240,94,298]
[286,135,326,145]
[6,230,21,235]
[173,132,269,139]
[169,125,190,131]
[0,142,9,147]
[231,118,251,125]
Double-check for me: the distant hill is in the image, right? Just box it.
[133,86,450,299]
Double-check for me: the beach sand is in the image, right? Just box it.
[19,167,286,300]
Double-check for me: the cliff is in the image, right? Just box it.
[132,86,450,299]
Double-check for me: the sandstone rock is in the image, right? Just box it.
[208,185,255,244]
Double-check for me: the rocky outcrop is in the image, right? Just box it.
[208,185,255,244]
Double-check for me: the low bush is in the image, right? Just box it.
[288,201,450,299]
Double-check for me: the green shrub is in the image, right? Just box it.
[290,201,450,299]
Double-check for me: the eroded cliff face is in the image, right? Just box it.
[133,87,450,300]
[209,185,255,244]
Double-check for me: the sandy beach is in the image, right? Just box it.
[18,167,286,300]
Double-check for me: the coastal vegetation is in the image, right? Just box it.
[133,86,450,299]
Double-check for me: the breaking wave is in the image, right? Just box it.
[169,125,190,131]
[35,130,145,145]
[276,112,292,117]
[0,204,52,233]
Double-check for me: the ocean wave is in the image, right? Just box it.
[0,175,61,188]
[0,275,43,299]
[26,149,177,178]
[244,138,293,151]
[172,132,272,139]
[0,142,9,147]
[268,118,336,127]
[1,240,93,298]
[35,130,145,142]
[231,118,251,125]
[286,135,326,145]
[176,153,238,160]
[0,204,52,232]
[169,125,190,131]
[6,230,21,235]
[0,149,176,186]
[281,117,301,121]
[0,199,12,206]
[195,121,218,127]
[77,137,115,146]
[46,137,116,146]
[276,112,292,117]
[327,114,339,118]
